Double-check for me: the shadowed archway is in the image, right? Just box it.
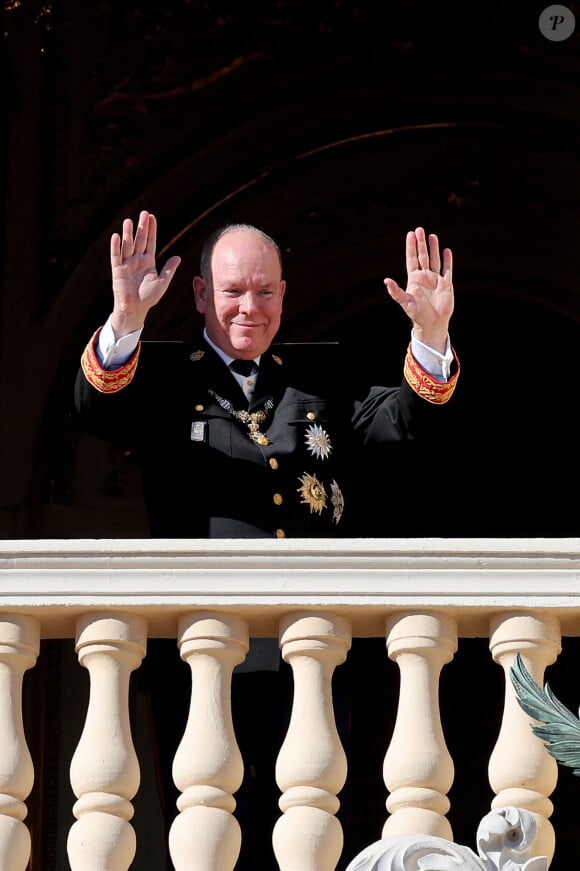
[2,3,579,868]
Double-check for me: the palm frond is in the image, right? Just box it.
[510,653,580,776]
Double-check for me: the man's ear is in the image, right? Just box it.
[193,276,207,313]
[280,279,286,306]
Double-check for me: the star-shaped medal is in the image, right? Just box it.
[297,473,327,514]
[304,424,332,460]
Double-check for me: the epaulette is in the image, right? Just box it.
[80,327,141,394]
[403,345,460,404]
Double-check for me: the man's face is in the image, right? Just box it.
[193,229,286,359]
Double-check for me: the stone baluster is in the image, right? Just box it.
[0,615,40,871]
[273,612,351,871]
[489,611,561,865]
[169,612,249,871]
[383,611,458,840]
[68,612,147,871]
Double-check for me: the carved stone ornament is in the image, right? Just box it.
[344,807,547,871]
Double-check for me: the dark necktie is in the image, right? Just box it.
[229,359,257,377]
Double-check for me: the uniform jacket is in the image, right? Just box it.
[75,331,459,538]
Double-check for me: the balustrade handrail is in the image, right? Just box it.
[0,537,578,638]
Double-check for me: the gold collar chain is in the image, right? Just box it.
[208,390,274,446]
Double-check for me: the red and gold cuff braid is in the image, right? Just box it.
[80,327,141,394]
[403,345,460,404]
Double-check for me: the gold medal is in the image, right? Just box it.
[297,472,327,514]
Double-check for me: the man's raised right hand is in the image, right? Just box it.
[110,210,181,338]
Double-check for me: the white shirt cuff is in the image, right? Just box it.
[410,333,454,382]
[97,315,143,369]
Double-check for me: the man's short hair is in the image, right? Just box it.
[200,224,283,287]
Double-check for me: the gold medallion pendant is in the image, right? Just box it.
[297,473,327,514]
[247,416,270,445]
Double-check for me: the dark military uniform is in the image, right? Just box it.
[75,329,459,539]
[75,328,459,870]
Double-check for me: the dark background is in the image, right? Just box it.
[2,0,578,539]
[2,2,579,869]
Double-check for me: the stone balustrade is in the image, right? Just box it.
[0,537,578,870]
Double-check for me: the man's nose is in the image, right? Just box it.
[239,292,259,313]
